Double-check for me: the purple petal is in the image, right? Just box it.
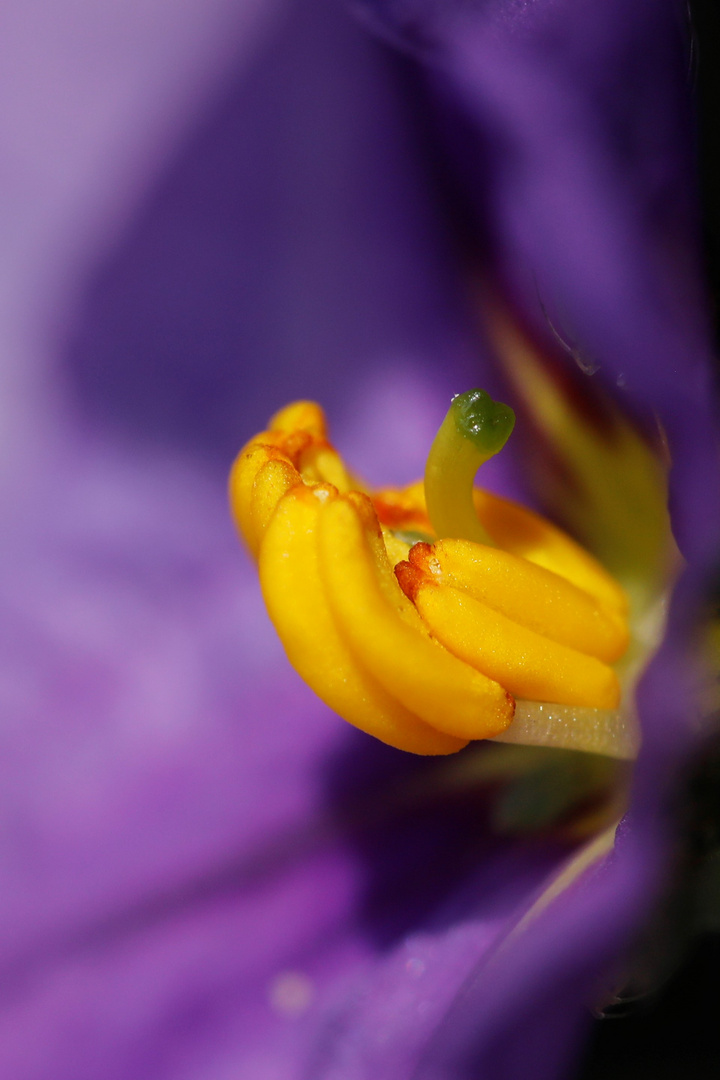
[0,1,568,1078]
[344,1,720,1075]
[3,0,718,1078]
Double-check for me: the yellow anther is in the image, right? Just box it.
[317,494,515,740]
[406,539,628,662]
[381,528,412,569]
[269,400,328,437]
[250,458,302,553]
[259,483,466,755]
[396,559,620,709]
[230,404,351,556]
[229,440,300,556]
[296,442,351,491]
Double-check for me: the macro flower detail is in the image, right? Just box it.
[230,390,637,759]
[1,0,718,1077]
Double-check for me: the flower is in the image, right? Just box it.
[1,2,718,1080]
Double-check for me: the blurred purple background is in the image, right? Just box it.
[1,0,719,1078]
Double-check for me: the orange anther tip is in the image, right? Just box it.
[408,541,442,577]
[394,560,427,602]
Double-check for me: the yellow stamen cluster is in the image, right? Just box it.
[230,398,630,756]
[396,541,625,709]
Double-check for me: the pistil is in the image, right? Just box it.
[424,389,515,543]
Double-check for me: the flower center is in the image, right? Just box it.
[230,393,638,758]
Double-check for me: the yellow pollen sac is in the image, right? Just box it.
[230,393,633,757]
[317,493,514,740]
[229,401,351,557]
[259,484,467,755]
[395,558,620,709]
[405,540,628,663]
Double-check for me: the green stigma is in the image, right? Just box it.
[424,389,515,543]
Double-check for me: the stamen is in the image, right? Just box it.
[424,389,515,543]
[231,398,643,759]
